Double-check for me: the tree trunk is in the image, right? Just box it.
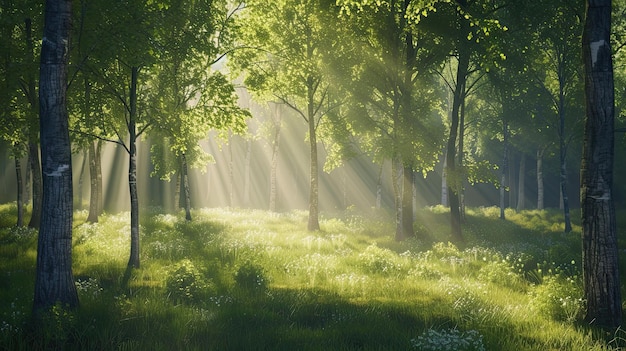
[458,98,466,220]
[581,0,621,329]
[441,153,448,206]
[28,142,42,229]
[228,132,234,207]
[558,49,573,232]
[446,11,469,242]
[15,158,24,227]
[536,147,544,210]
[269,103,281,212]
[517,153,526,210]
[244,138,251,207]
[87,141,99,222]
[306,77,320,231]
[376,162,383,209]
[24,17,42,229]
[33,0,79,314]
[500,121,508,220]
[127,66,140,270]
[95,140,102,216]
[174,171,181,211]
[392,157,403,240]
[182,153,192,221]
[77,149,87,210]
[400,164,414,240]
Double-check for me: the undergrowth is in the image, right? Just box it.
[0,203,623,350]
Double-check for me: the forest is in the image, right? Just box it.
[1,0,626,349]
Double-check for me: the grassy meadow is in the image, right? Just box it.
[1,203,625,350]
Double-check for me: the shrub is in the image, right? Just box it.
[529,274,584,323]
[165,259,215,304]
[358,244,406,275]
[411,328,486,351]
[235,261,268,292]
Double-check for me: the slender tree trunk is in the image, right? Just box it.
[537,147,544,210]
[446,15,469,242]
[15,158,24,227]
[269,103,281,212]
[509,153,516,209]
[400,164,414,240]
[127,66,140,270]
[376,162,383,209]
[25,17,42,229]
[517,154,526,210]
[581,0,621,329]
[33,0,79,315]
[95,140,102,216]
[28,142,42,229]
[458,99,466,220]
[87,142,99,222]
[441,153,448,207]
[558,58,572,232]
[77,149,87,210]
[244,138,251,207]
[228,132,234,207]
[306,77,320,231]
[342,165,348,210]
[25,157,32,205]
[392,156,403,240]
[500,121,508,220]
[174,171,181,211]
[182,153,192,221]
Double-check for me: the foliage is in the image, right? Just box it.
[165,259,216,304]
[0,206,621,350]
[411,328,486,351]
[235,261,269,292]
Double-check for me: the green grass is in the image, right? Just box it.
[0,203,624,350]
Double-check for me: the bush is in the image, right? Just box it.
[235,261,268,292]
[165,259,215,304]
[529,274,584,323]
[358,244,406,275]
[411,328,486,351]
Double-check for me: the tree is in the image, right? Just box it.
[233,0,342,231]
[146,0,249,220]
[581,0,621,329]
[33,0,79,315]
[337,0,446,240]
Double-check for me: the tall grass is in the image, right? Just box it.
[0,203,623,350]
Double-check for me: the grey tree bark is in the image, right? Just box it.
[581,0,621,329]
[33,0,79,314]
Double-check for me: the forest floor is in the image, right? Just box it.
[1,204,625,350]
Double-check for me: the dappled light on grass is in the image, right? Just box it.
[0,205,622,350]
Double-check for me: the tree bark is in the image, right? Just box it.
[27,142,42,228]
[127,66,140,270]
[15,158,24,227]
[306,76,320,231]
[24,17,42,229]
[500,121,508,220]
[392,156,403,240]
[182,153,192,221]
[269,103,281,212]
[33,0,79,314]
[376,162,383,209]
[517,153,526,210]
[86,141,99,222]
[441,153,448,207]
[244,138,252,207]
[400,164,414,240]
[581,0,621,329]
[536,147,544,210]
[446,5,469,242]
